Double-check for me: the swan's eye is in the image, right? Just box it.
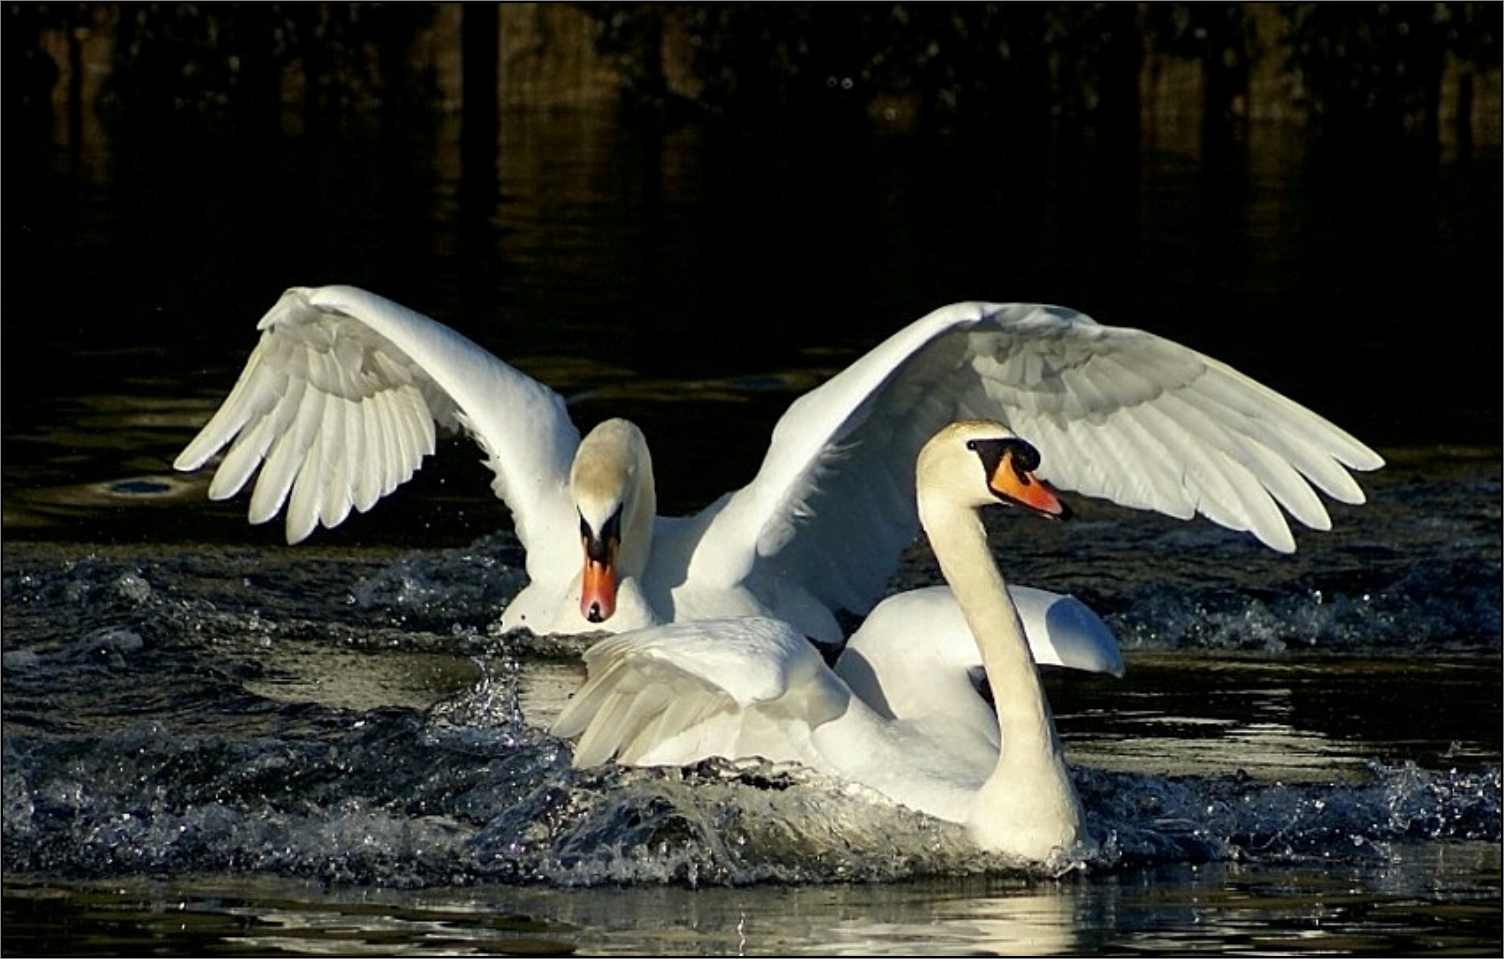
[580,507,623,545]
[1004,438,1041,473]
[600,508,622,544]
[968,437,1040,479]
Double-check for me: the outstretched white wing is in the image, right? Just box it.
[700,302,1383,619]
[174,285,581,581]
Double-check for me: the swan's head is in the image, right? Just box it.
[921,420,1066,517]
[570,418,656,624]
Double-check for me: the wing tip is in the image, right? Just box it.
[173,431,223,473]
[172,451,204,473]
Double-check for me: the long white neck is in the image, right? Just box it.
[918,490,1086,861]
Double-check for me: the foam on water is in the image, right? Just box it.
[1,546,1498,890]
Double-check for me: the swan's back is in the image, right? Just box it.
[836,584,1122,718]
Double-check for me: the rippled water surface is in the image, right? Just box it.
[4,100,1501,954]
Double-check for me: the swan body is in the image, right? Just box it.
[553,584,1120,780]
[176,285,1382,645]
[551,421,1094,861]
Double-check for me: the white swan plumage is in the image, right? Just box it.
[551,420,1098,862]
[175,285,1382,645]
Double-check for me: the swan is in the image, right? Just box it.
[174,285,1382,646]
[550,420,1095,862]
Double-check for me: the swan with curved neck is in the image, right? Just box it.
[552,420,1092,862]
[912,422,1081,853]
[175,286,1381,657]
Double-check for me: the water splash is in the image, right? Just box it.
[3,454,1499,891]
[5,697,1498,889]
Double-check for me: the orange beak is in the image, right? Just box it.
[988,449,1067,518]
[579,535,618,624]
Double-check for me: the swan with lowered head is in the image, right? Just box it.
[551,420,1093,862]
[174,285,1382,648]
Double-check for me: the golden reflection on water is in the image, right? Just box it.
[7,843,1500,957]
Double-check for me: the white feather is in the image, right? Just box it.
[177,288,1382,640]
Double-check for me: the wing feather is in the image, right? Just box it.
[370,388,407,499]
[206,373,289,502]
[174,286,580,569]
[289,390,348,540]
[1158,391,1297,544]
[249,381,324,527]
[1240,435,1332,533]
[350,395,380,513]
[321,397,357,531]
[552,618,843,769]
[177,349,273,473]
[696,303,1381,628]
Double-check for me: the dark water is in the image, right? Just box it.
[3,104,1501,955]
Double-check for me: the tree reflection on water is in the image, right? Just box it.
[6,3,1500,151]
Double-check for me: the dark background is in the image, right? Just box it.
[3,3,1500,544]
